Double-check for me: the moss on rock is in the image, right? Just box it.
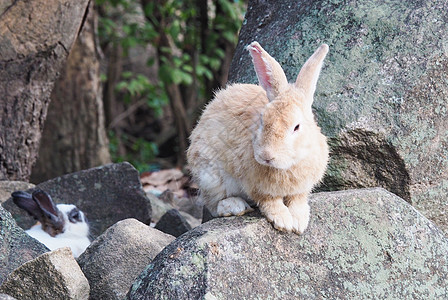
[128,189,448,299]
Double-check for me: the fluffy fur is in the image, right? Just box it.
[187,42,329,233]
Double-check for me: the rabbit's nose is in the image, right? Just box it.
[261,151,275,163]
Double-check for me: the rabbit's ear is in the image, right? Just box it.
[247,41,288,102]
[12,191,45,221]
[295,44,329,105]
[32,189,62,226]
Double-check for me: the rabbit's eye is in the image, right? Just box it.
[294,124,300,132]
[68,208,82,223]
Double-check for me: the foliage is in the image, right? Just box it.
[108,130,159,172]
[96,0,246,170]
[116,71,168,116]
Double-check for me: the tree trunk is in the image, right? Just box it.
[30,2,111,183]
[0,0,90,181]
[103,44,124,128]
[166,82,189,166]
[141,0,190,166]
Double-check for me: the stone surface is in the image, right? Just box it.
[146,192,173,223]
[155,209,192,237]
[148,192,201,228]
[0,294,16,300]
[157,190,203,220]
[2,162,152,238]
[173,196,203,221]
[229,0,448,232]
[0,248,89,299]
[77,218,174,300]
[0,181,35,204]
[179,210,201,229]
[0,206,48,285]
[128,188,448,299]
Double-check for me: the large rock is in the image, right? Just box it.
[229,0,448,232]
[128,188,448,299]
[2,162,152,238]
[147,192,201,228]
[0,181,34,204]
[0,248,89,299]
[155,209,192,237]
[146,192,174,224]
[158,190,203,221]
[0,206,48,285]
[78,219,174,300]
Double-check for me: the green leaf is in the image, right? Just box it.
[160,47,172,54]
[209,58,221,71]
[180,72,193,85]
[136,74,151,85]
[147,57,156,67]
[223,30,237,43]
[172,56,183,68]
[199,55,210,64]
[168,19,181,39]
[196,64,213,80]
[116,81,129,91]
[182,65,193,72]
[214,48,226,59]
[171,68,184,85]
[121,71,133,79]
[99,73,108,82]
[218,0,238,20]
[203,68,213,80]
[159,65,174,84]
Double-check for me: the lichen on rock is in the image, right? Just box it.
[128,189,448,299]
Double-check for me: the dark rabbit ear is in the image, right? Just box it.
[32,189,61,222]
[32,189,64,236]
[11,190,45,221]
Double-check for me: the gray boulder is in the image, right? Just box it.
[3,162,152,238]
[229,0,448,232]
[155,209,192,237]
[148,191,201,228]
[0,206,48,285]
[0,294,16,300]
[146,191,173,224]
[0,181,34,205]
[128,188,448,299]
[158,190,202,220]
[78,218,174,300]
[0,248,89,299]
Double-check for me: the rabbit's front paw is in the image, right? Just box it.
[217,197,254,217]
[288,201,310,234]
[259,199,294,232]
[269,211,294,232]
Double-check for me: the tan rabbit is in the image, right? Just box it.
[187,42,329,233]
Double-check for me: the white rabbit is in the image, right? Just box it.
[12,189,91,258]
[187,42,329,234]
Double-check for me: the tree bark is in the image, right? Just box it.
[30,2,111,183]
[103,44,124,128]
[0,0,90,180]
[166,82,189,166]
